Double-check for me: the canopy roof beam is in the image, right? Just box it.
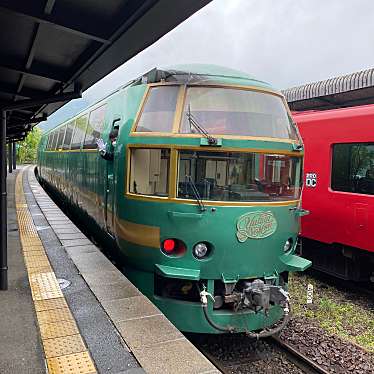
[0,57,67,82]
[14,0,56,100]
[0,5,111,45]
[0,83,47,100]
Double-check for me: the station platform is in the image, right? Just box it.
[0,166,218,374]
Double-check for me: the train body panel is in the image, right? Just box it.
[294,105,374,281]
[38,65,311,333]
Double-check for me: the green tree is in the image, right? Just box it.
[17,127,42,163]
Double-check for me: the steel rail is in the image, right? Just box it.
[197,348,231,374]
[270,336,330,374]
[197,335,331,374]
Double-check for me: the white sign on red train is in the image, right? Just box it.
[305,172,317,187]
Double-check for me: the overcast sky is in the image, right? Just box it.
[44,0,374,127]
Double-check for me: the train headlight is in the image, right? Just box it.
[283,238,293,253]
[193,242,208,259]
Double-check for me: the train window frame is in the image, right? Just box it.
[46,133,53,150]
[70,114,88,150]
[127,147,171,198]
[83,104,107,149]
[130,83,298,144]
[331,142,374,196]
[50,130,59,150]
[177,85,298,140]
[176,149,302,203]
[62,120,75,150]
[49,133,55,150]
[133,85,181,134]
[55,125,67,150]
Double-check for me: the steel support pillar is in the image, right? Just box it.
[12,142,16,170]
[0,110,7,290]
[8,142,12,174]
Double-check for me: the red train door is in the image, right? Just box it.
[352,203,370,249]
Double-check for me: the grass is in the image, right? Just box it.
[288,272,374,352]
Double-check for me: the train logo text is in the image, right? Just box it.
[236,211,277,242]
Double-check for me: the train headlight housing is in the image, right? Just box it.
[283,238,293,253]
[193,242,209,259]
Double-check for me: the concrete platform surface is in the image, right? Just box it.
[0,169,45,374]
[1,165,219,374]
[23,167,142,374]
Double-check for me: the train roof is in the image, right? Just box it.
[132,64,274,89]
[42,64,278,135]
[292,103,374,123]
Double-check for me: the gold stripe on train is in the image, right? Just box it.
[115,218,160,248]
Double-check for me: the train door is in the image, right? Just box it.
[105,116,121,235]
[331,142,374,251]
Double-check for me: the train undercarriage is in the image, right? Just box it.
[300,238,374,282]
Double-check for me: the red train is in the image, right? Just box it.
[294,105,374,282]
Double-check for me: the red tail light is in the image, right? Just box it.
[163,239,176,252]
[161,238,186,256]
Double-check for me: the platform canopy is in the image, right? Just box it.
[0,0,211,142]
[283,68,374,111]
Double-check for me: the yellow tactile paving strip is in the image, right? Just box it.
[47,352,96,374]
[35,298,69,312]
[40,320,79,340]
[15,169,97,374]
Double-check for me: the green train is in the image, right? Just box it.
[37,65,311,335]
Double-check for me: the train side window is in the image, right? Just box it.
[49,133,55,150]
[135,86,179,133]
[71,115,88,150]
[42,136,48,150]
[332,143,374,195]
[62,120,75,150]
[129,148,170,196]
[46,133,53,150]
[56,125,67,150]
[83,104,107,149]
[51,131,59,150]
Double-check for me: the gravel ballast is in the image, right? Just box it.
[189,333,303,374]
[282,271,374,373]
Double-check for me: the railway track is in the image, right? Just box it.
[270,336,330,374]
[197,335,330,374]
[197,348,231,374]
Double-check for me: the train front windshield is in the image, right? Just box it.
[178,151,301,202]
[180,87,298,140]
[130,84,302,203]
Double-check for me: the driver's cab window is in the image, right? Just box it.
[135,86,179,132]
[129,148,170,196]
[177,150,299,201]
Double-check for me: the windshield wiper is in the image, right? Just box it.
[186,104,218,145]
[185,175,206,212]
